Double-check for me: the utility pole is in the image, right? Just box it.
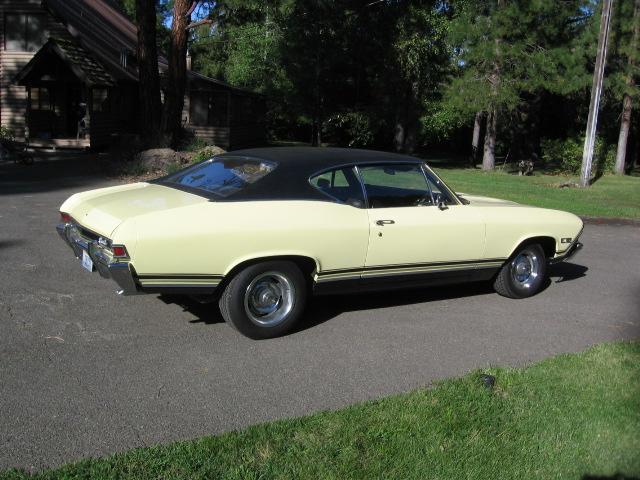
[580,0,613,187]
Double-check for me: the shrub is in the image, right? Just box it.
[323,111,375,148]
[184,137,208,153]
[191,145,226,164]
[420,101,466,145]
[166,162,183,175]
[541,136,615,175]
[0,126,14,142]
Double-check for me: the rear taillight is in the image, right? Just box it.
[60,212,72,223]
[111,245,129,258]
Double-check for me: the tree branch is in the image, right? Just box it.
[186,18,213,30]
[186,1,199,18]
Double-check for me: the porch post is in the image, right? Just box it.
[80,85,91,145]
[25,87,31,142]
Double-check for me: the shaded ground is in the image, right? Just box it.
[1,153,639,472]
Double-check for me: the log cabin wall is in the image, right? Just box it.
[0,0,68,139]
[181,84,231,149]
[182,82,265,150]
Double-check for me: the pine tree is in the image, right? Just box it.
[447,0,590,169]
[612,0,640,174]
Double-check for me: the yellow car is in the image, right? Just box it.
[57,148,583,339]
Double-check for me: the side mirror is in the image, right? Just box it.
[438,200,449,211]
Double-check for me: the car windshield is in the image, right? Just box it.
[162,156,277,198]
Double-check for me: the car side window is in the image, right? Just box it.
[309,167,365,208]
[358,164,432,208]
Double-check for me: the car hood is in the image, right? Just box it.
[459,194,522,207]
[60,182,208,237]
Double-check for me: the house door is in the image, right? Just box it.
[64,85,83,138]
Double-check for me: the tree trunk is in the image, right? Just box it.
[614,0,640,174]
[135,0,162,145]
[394,122,405,152]
[471,111,483,167]
[482,107,497,170]
[311,118,321,146]
[393,84,419,154]
[480,0,503,171]
[164,0,194,146]
[615,93,633,174]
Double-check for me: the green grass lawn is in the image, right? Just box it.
[432,167,640,219]
[3,342,639,480]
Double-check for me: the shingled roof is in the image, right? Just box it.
[14,0,260,95]
[14,38,115,87]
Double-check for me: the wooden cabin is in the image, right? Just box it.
[0,0,266,150]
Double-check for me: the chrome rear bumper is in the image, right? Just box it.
[56,223,140,295]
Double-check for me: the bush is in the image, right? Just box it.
[184,137,209,153]
[420,101,466,145]
[323,111,375,148]
[191,145,226,164]
[541,136,615,175]
[0,126,14,142]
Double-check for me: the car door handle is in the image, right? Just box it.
[375,219,395,226]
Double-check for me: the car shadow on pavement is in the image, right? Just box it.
[158,294,226,325]
[0,239,26,250]
[159,262,588,334]
[548,261,588,283]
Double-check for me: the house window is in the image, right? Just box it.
[190,91,228,127]
[29,87,51,111]
[92,88,110,113]
[4,14,46,52]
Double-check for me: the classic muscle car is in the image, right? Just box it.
[57,147,583,338]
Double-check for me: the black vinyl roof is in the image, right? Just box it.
[212,147,425,201]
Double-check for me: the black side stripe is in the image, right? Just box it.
[318,258,506,277]
[137,274,224,280]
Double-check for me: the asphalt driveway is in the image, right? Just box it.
[1,154,639,472]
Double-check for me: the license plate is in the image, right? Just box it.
[81,249,94,272]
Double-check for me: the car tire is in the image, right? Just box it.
[493,243,547,299]
[219,260,307,339]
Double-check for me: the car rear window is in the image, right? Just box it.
[163,156,276,198]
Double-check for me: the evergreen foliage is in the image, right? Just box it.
[128,0,640,171]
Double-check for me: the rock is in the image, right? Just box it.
[518,159,534,176]
[558,181,580,188]
[134,148,178,171]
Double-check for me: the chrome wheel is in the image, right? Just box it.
[510,252,540,289]
[243,271,295,327]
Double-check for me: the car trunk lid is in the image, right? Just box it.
[63,182,208,237]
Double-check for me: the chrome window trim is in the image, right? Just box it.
[421,163,461,206]
[353,165,369,209]
[419,164,436,206]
